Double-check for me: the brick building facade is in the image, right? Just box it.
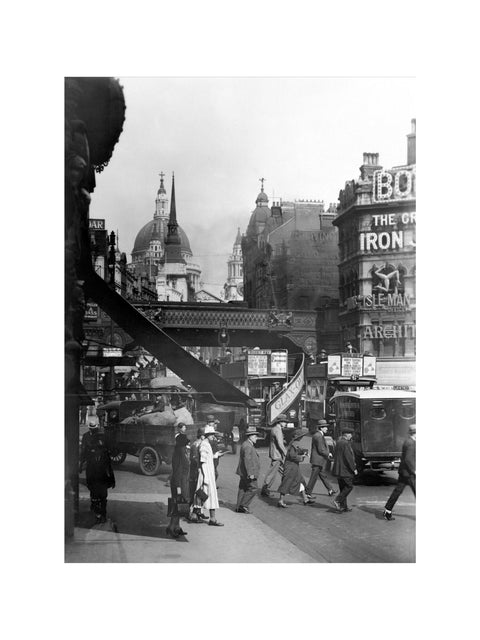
[242,184,341,354]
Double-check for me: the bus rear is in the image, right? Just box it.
[329,389,416,472]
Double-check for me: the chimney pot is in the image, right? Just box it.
[407,118,416,165]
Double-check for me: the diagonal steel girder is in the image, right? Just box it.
[84,270,256,407]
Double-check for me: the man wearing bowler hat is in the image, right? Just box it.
[331,426,357,512]
[306,419,336,498]
[260,413,288,497]
[383,424,416,521]
[235,426,261,513]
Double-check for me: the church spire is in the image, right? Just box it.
[164,172,185,263]
[235,227,242,245]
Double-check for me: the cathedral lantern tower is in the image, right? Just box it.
[154,171,169,236]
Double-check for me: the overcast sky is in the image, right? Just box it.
[89,77,416,292]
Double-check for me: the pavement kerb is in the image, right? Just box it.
[65,494,314,563]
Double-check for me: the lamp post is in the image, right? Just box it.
[107,230,117,398]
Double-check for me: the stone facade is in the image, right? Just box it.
[242,185,341,355]
[333,120,416,387]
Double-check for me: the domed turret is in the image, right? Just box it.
[256,189,269,205]
[256,177,269,205]
[247,178,271,237]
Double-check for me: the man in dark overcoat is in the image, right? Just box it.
[332,426,357,512]
[306,419,336,497]
[235,426,261,513]
[80,422,115,523]
[383,424,416,521]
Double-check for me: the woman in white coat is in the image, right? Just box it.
[195,424,224,526]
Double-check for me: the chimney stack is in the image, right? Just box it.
[407,118,416,165]
[359,152,381,180]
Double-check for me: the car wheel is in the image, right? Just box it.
[110,451,127,466]
[138,446,162,476]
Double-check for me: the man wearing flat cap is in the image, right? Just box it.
[306,419,336,498]
[331,426,357,512]
[383,424,416,521]
[261,414,288,497]
[236,426,261,513]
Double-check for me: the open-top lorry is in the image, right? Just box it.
[98,384,240,475]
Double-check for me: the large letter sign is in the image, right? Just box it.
[373,168,415,202]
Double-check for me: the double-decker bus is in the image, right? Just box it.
[220,349,303,440]
[304,353,377,428]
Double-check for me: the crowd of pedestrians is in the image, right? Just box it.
[79,413,416,535]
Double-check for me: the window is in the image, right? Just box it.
[370,401,387,420]
[337,397,361,422]
[382,328,395,357]
[398,399,415,420]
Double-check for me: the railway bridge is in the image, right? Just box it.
[133,301,319,355]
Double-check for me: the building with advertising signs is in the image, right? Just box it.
[333,120,416,387]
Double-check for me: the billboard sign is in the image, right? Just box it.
[327,355,341,376]
[363,356,376,377]
[267,355,305,424]
[247,350,270,376]
[270,350,288,375]
[341,356,363,377]
[327,354,377,379]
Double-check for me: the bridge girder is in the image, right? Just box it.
[133,303,318,355]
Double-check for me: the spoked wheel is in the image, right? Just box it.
[110,451,127,466]
[138,446,162,476]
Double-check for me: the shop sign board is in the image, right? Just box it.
[84,302,99,321]
[103,347,123,358]
[89,218,106,230]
